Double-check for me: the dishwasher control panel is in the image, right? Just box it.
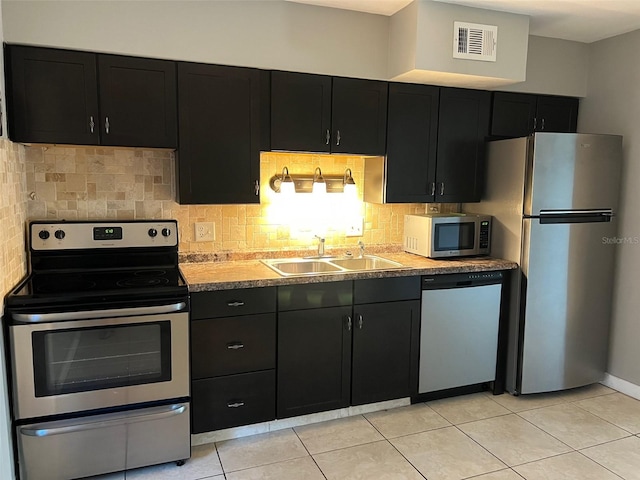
[422,271,503,288]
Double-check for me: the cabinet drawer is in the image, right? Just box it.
[191,313,276,379]
[354,276,420,304]
[191,371,275,433]
[191,287,276,319]
[278,281,352,311]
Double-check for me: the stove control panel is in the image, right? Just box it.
[31,221,179,250]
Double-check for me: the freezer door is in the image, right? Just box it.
[525,133,622,216]
[518,217,617,394]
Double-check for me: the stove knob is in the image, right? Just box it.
[148,228,158,238]
[38,230,50,240]
[54,230,65,240]
[161,228,171,237]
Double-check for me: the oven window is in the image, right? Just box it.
[434,223,475,251]
[32,322,172,397]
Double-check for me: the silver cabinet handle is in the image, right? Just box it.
[20,404,186,437]
[533,117,537,131]
[325,129,330,145]
[227,301,245,307]
[346,315,352,331]
[430,182,436,196]
[227,342,244,350]
[439,183,445,196]
[227,401,245,408]
[336,130,341,146]
[254,180,260,196]
[357,314,363,329]
[104,116,110,134]
[89,116,95,133]
[541,118,545,131]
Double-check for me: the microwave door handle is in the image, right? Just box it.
[20,404,187,437]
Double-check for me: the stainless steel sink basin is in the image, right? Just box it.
[262,255,403,277]
[329,256,402,271]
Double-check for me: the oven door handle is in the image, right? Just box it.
[12,302,187,323]
[19,404,187,437]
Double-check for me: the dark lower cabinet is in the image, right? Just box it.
[192,371,275,433]
[177,62,268,204]
[277,306,352,418]
[491,92,579,138]
[351,300,420,405]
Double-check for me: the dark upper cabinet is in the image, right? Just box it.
[385,83,439,203]
[5,45,99,145]
[436,87,491,203]
[331,77,388,155]
[5,45,177,148]
[271,71,331,153]
[177,62,267,204]
[491,92,579,138]
[270,72,387,155]
[98,55,177,148]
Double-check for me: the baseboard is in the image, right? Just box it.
[602,373,640,400]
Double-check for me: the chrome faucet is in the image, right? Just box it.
[315,235,325,257]
[358,240,365,258]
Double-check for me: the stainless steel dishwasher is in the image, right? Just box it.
[418,271,503,398]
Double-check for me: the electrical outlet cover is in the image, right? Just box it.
[195,222,215,242]
[346,217,364,237]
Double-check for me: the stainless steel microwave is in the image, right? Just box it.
[403,213,491,258]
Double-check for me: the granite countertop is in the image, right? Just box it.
[180,252,518,292]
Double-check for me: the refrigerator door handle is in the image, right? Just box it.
[537,209,614,224]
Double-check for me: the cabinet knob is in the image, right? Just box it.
[325,129,330,145]
[533,117,537,131]
[105,116,110,134]
[227,401,245,408]
[336,130,341,146]
[439,183,445,196]
[430,182,436,196]
[357,314,363,329]
[89,116,95,134]
[346,315,352,331]
[254,180,260,196]
[541,118,546,131]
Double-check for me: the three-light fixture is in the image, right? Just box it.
[269,166,357,195]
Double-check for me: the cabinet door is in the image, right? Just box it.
[177,62,265,204]
[277,306,352,418]
[385,83,439,202]
[5,45,99,145]
[491,92,537,138]
[352,300,419,405]
[536,95,579,133]
[271,71,331,153]
[436,87,491,203]
[331,77,388,155]
[98,55,177,148]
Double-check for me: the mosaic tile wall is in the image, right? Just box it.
[23,145,449,257]
[0,138,27,312]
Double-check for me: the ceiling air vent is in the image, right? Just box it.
[453,21,497,62]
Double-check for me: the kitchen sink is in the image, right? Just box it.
[261,255,403,276]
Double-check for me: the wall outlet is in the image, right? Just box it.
[195,222,215,242]
[346,217,364,237]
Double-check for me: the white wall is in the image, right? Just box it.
[579,28,640,386]
[1,0,389,80]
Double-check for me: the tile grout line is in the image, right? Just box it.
[574,449,626,480]
[290,425,329,480]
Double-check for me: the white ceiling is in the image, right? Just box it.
[287,0,640,43]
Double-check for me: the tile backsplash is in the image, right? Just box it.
[24,145,450,258]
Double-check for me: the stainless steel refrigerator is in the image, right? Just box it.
[465,132,622,395]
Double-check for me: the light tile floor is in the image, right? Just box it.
[89,383,640,480]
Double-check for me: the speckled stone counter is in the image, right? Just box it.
[180,252,518,292]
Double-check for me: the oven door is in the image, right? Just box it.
[10,308,189,420]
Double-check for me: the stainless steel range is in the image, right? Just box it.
[3,220,191,480]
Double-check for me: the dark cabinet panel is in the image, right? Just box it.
[385,83,439,203]
[277,306,352,418]
[6,45,99,145]
[191,313,276,379]
[352,300,419,405]
[271,71,331,152]
[491,92,579,137]
[192,371,275,433]
[331,77,388,155]
[277,281,352,311]
[177,62,266,204]
[98,55,177,148]
[436,87,491,203]
[191,287,276,320]
[354,276,421,304]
